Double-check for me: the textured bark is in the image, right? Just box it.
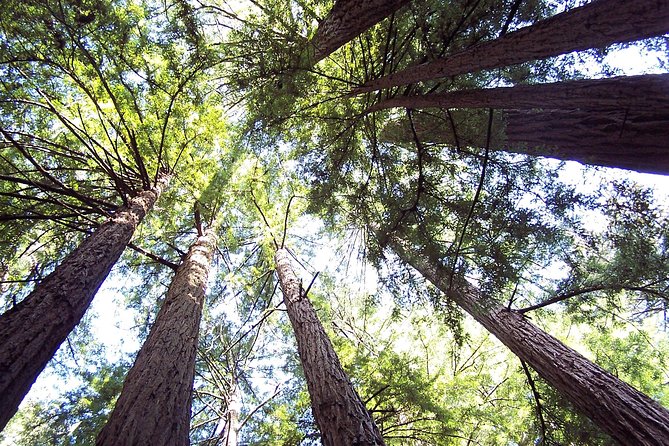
[503,108,669,175]
[96,229,216,446]
[311,0,411,62]
[274,248,385,446]
[0,177,168,431]
[372,74,669,174]
[355,0,669,92]
[369,73,669,112]
[386,233,669,445]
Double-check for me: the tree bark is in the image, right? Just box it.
[310,0,411,62]
[371,74,669,175]
[274,248,385,446]
[354,0,669,92]
[369,73,669,112]
[0,176,168,432]
[222,377,241,446]
[96,228,216,446]
[385,232,669,445]
[503,108,669,175]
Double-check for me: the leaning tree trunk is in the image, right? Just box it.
[503,108,669,175]
[96,228,216,446]
[310,0,411,62]
[274,248,385,446]
[370,73,669,175]
[369,73,669,112]
[354,0,669,92]
[0,175,168,431]
[385,233,669,445]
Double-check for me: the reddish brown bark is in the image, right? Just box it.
[311,0,411,62]
[274,248,385,446]
[0,177,168,431]
[503,108,669,175]
[371,74,669,174]
[355,0,669,92]
[369,73,669,112]
[96,229,216,446]
[387,233,669,445]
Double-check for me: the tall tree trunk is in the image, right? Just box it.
[222,376,241,446]
[96,228,216,446]
[310,0,411,63]
[371,74,669,175]
[274,248,385,446]
[369,73,669,112]
[384,232,669,445]
[503,108,669,175]
[0,176,168,431]
[354,0,669,92]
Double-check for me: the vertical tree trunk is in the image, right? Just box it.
[355,0,669,92]
[274,248,385,446]
[369,73,669,112]
[310,0,411,62]
[223,377,241,446]
[385,233,669,445]
[96,228,216,446]
[0,176,168,431]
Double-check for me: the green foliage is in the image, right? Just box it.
[1,362,127,446]
[2,0,669,445]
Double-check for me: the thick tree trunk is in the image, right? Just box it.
[371,74,669,175]
[355,0,669,92]
[369,73,669,112]
[96,229,216,446]
[386,233,669,445]
[311,0,411,62]
[503,108,669,175]
[274,248,385,446]
[0,176,168,432]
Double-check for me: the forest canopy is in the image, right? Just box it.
[1,0,668,445]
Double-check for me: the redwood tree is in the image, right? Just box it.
[384,230,669,445]
[0,175,168,431]
[369,73,669,113]
[355,0,669,92]
[369,74,669,174]
[310,0,412,62]
[275,248,385,446]
[96,227,217,446]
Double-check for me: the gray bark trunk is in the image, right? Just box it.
[369,73,669,112]
[96,229,216,446]
[355,0,669,92]
[0,176,168,431]
[386,233,669,445]
[274,248,385,446]
[223,378,240,446]
[311,0,411,62]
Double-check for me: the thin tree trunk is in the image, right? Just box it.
[385,232,669,445]
[223,377,241,446]
[310,0,411,63]
[274,248,385,446]
[354,0,669,92]
[96,228,216,446]
[0,176,168,431]
[369,73,669,112]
